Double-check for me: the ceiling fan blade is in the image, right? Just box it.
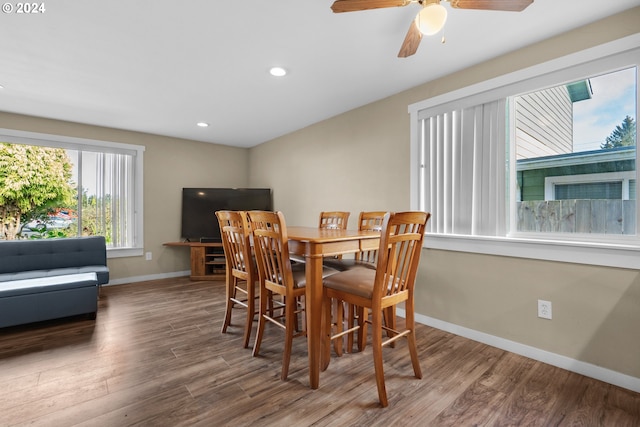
[398,21,422,58]
[331,0,409,13]
[449,0,533,12]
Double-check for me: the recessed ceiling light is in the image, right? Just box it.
[270,67,287,77]
[196,122,209,127]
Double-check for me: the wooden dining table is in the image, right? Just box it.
[286,226,381,389]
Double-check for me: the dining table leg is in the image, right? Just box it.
[305,246,323,390]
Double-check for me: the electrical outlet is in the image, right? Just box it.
[538,299,552,319]
[145,252,152,261]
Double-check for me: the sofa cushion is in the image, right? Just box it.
[0,273,98,297]
[0,267,109,285]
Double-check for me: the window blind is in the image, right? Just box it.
[420,99,506,236]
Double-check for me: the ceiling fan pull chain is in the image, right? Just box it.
[441,32,446,44]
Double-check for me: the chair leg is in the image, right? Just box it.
[346,302,355,352]
[332,299,344,357]
[321,294,333,371]
[268,290,275,317]
[281,294,296,380]
[407,331,422,380]
[357,306,367,352]
[293,296,302,332]
[242,280,255,348]
[371,309,388,407]
[383,306,396,348]
[252,285,268,357]
[221,277,236,334]
[405,303,422,379]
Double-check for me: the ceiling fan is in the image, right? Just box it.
[330,0,534,58]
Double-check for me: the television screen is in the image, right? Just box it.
[180,188,272,242]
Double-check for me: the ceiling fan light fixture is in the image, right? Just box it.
[415,3,447,36]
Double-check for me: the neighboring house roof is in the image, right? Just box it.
[517,145,635,170]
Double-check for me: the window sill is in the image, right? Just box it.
[107,247,144,259]
[424,233,640,270]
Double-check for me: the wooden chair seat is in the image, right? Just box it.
[290,262,337,288]
[321,267,377,299]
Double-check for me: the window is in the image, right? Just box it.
[0,129,144,258]
[409,39,640,269]
[513,68,636,237]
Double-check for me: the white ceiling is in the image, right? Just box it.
[0,1,638,148]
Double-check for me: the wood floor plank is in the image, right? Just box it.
[0,378,109,425]
[0,277,638,426]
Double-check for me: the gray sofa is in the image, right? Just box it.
[0,236,109,328]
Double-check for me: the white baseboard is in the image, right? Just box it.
[397,308,640,394]
[103,270,190,286]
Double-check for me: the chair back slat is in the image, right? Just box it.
[374,212,430,301]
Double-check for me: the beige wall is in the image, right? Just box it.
[249,95,410,228]
[0,112,249,280]
[0,8,638,383]
[249,8,640,380]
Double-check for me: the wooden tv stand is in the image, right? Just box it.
[163,241,226,281]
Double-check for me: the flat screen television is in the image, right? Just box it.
[180,188,272,242]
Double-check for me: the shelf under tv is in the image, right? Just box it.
[163,241,225,281]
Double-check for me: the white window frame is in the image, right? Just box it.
[0,128,144,258]
[409,35,640,270]
[545,172,635,201]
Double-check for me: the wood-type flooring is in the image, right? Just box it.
[1,277,638,426]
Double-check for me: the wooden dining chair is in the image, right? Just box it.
[322,211,430,407]
[248,210,338,380]
[346,211,387,351]
[318,211,350,230]
[355,211,386,264]
[320,211,387,351]
[216,210,258,348]
[291,211,351,266]
[322,211,385,272]
[317,211,353,355]
[321,211,351,264]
